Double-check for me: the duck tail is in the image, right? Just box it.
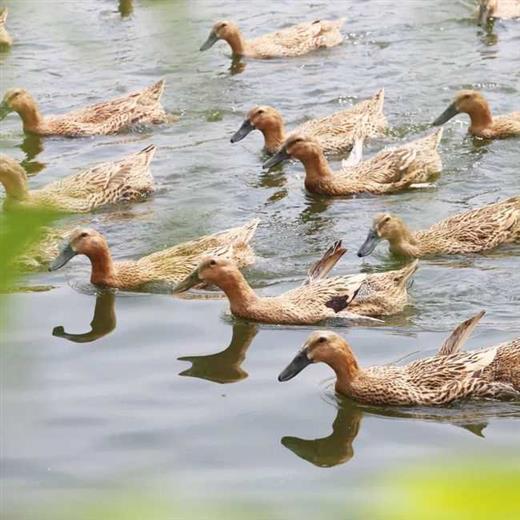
[147,79,166,102]
[305,240,347,285]
[373,88,385,114]
[236,218,261,246]
[437,310,486,357]
[138,144,157,165]
[394,259,419,288]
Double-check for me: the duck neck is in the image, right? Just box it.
[16,98,44,133]
[300,150,333,186]
[387,226,420,257]
[1,169,29,201]
[261,124,285,154]
[217,269,258,314]
[467,99,493,133]
[328,348,360,394]
[87,247,118,287]
[225,30,246,56]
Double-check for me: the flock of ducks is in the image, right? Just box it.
[1,3,519,408]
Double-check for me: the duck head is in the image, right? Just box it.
[231,106,283,143]
[263,134,320,169]
[433,90,489,126]
[0,88,36,121]
[357,213,406,257]
[0,154,29,200]
[279,331,358,382]
[173,256,237,293]
[49,228,108,271]
[200,20,242,52]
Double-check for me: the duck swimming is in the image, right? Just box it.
[48,220,260,290]
[0,80,167,136]
[173,241,418,325]
[0,7,12,47]
[200,19,345,59]
[357,196,520,258]
[278,312,520,406]
[263,129,443,196]
[478,0,520,25]
[433,90,520,139]
[0,145,156,212]
[230,90,387,155]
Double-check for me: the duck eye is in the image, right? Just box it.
[318,336,327,343]
[209,259,217,266]
[257,109,264,115]
[80,232,88,238]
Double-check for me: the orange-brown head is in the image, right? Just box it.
[433,90,491,126]
[200,20,242,52]
[278,331,358,382]
[49,228,110,271]
[230,106,284,143]
[173,256,239,293]
[0,89,38,121]
[0,154,29,200]
[263,134,321,169]
[357,213,408,257]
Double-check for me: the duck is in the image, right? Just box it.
[0,145,156,212]
[278,311,520,406]
[200,19,345,59]
[173,240,418,325]
[478,0,520,25]
[48,219,260,290]
[0,7,12,47]
[263,129,443,196]
[432,90,520,139]
[357,196,520,258]
[0,80,167,136]
[230,90,387,155]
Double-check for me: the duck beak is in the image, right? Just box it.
[278,348,312,382]
[357,228,380,257]
[200,30,219,51]
[49,243,77,271]
[432,102,459,126]
[230,119,254,143]
[263,148,290,170]
[0,100,12,121]
[173,270,202,293]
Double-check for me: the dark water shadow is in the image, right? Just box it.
[283,396,520,468]
[118,0,133,18]
[52,291,116,343]
[178,321,258,384]
[19,134,46,174]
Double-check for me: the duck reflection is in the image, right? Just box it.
[118,0,133,18]
[178,321,258,384]
[52,291,116,343]
[282,402,362,468]
[282,399,517,467]
[20,134,46,174]
[229,55,247,75]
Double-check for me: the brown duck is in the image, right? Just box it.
[433,90,520,139]
[357,196,520,258]
[279,312,520,406]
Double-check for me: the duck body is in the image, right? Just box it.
[0,80,167,136]
[433,90,520,139]
[264,130,443,196]
[479,0,520,24]
[48,220,260,290]
[200,19,345,59]
[279,314,520,406]
[0,7,12,47]
[231,90,387,155]
[1,145,156,212]
[173,242,417,325]
[358,197,520,258]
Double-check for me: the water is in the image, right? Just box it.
[1,0,519,516]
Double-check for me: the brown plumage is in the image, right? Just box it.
[230,90,387,155]
[264,129,443,196]
[200,19,345,59]
[173,241,417,325]
[278,313,520,406]
[0,80,167,136]
[433,90,520,139]
[358,196,520,258]
[48,220,260,290]
[0,145,156,212]
[478,0,520,24]
[0,7,12,47]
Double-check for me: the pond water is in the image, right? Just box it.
[1,0,519,517]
